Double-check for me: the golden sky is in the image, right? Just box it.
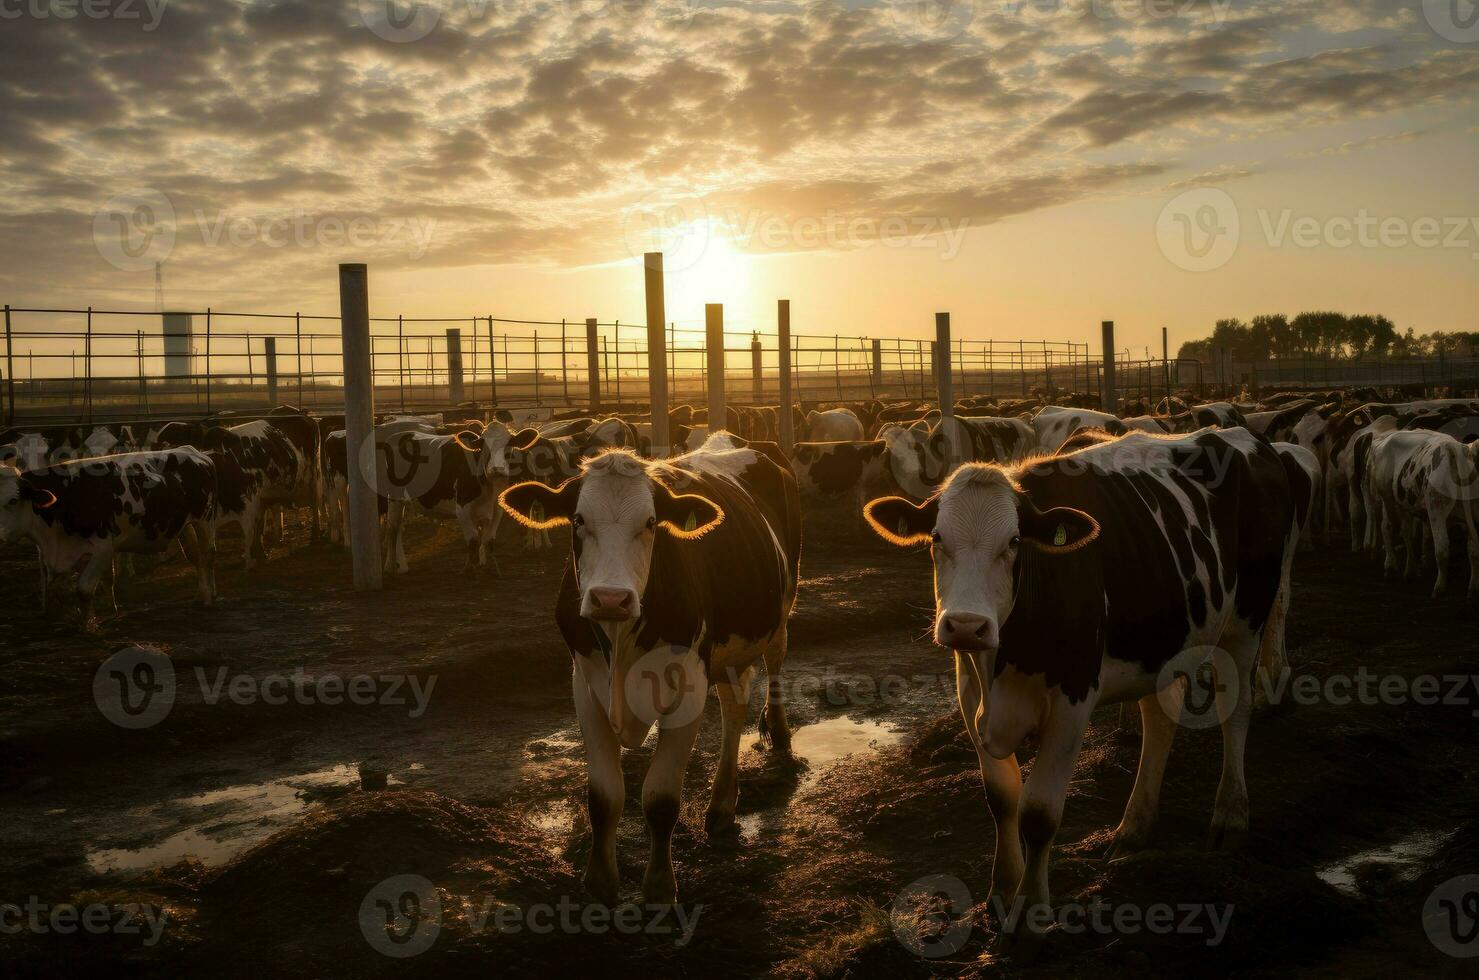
[3,0,1477,356]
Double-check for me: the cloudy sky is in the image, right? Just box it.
[2,0,1477,355]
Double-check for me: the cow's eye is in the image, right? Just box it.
[645,516,657,530]
[930,529,941,544]
[1009,535,1021,549]
[571,514,585,529]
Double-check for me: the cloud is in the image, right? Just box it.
[0,0,1473,308]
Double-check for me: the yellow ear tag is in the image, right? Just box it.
[1054,524,1068,547]
[531,501,545,524]
[684,511,698,533]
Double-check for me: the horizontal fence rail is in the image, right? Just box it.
[0,305,1102,426]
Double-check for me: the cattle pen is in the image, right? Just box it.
[4,295,1216,428]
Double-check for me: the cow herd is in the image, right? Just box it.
[3,386,1478,959]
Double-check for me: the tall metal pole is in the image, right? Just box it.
[706,304,725,433]
[84,306,93,423]
[778,300,793,454]
[339,263,382,591]
[750,331,763,404]
[936,312,953,419]
[204,307,212,414]
[3,304,12,425]
[295,312,303,407]
[644,253,669,454]
[1101,320,1117,414]
[446,327,464,405]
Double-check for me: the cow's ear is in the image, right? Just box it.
[864,495,937,546]
[451,430,481,452]
[652,481,723,539]
[1020,502,1098,554]
[19,479,57,509]
[500,477,579,529]
[511,428,540,450]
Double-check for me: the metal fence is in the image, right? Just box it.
[1,304,1101,425]
[1209,354,1479,393]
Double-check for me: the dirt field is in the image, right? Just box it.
[2,503,1478,978]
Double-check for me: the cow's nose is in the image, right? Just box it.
[589,587,635,621]
[937,612,995,650]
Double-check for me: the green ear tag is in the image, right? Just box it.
[1054,524,1068,547]
[684,511,698,533]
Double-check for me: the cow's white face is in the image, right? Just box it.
[500,452,723,620]
[0,465,55,540]
[865,465,1099,653]
[499,450,724,746]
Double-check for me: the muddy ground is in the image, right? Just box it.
[1,503,1477,978]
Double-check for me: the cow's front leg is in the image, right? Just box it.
[75,549,111,630]
[955,652,1023,907]
[1427,504,1450,596]
[707,666,752,836]
[1108,686,1181,859]
[642,713,703,904]
[573,664,624,904]
[997,702,1089,962]
[456,507,479,571]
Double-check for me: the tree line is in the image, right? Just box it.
[1177,313,1479,362]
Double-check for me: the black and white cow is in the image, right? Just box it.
[864,428,1296,958]
[498,437,802,905]
[1272,441,1321,551]
[790,440,890,515]
[379,428,506,574]
[804,407,865,442]
[1367,426,1479,596]
[888,415,1037,499]
[0,423,139,470]
[153,420,304,569]
[1030,407,1122,452]
[0,449,218,624]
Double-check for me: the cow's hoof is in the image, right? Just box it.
[582,867,620,907]
[640,872,677,907]
[704,808,739,840]
[1208,821,1248,852]
[1105,829,1150,862]
[994,925,1044,964]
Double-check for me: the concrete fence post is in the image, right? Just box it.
[586,318,601,412]
[1101,320,1117,414]
[706,304,725,433]
[446,328,464,404]
[264,336,279,406]
[936,313,953,419]
[644,253,669,454]
[778,300,793,454]
[750,331,763,404]
[339,263,382,591]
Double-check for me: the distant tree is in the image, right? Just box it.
[1291,311,1349,357]
[1252,313,1296,358]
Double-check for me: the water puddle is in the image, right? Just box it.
[1315,830,1450,897]
[86,763,406,875]
[790,716,902,778]
[739,716,901,837]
